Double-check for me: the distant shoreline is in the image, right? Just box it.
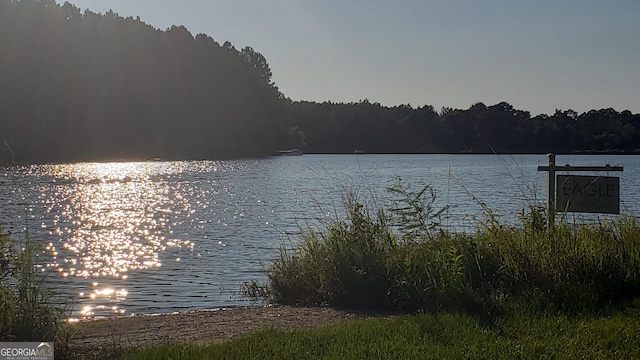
[3,151,639,168]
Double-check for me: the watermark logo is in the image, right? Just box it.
[0,342,54,360]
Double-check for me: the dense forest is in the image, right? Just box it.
[291,101,640,154]
[0,0,289,165]
[1,0,639,166]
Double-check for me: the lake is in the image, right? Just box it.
[1,154,638,319]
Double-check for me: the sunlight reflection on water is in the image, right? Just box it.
[34,162,203,317]
[1,155,638,319]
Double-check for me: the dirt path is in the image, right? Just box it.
[69,305,368,356]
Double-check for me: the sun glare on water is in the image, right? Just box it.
[38,161,196,317]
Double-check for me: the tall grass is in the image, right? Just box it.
[262,179,640,316]
[479,213,640,314]
[269,198,396,310]
[0,226,70,345]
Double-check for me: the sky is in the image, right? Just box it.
[63,0,640,116]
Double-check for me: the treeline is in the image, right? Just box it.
[0,0,289,165]
[290,101,640,154]
[1,0,639,166]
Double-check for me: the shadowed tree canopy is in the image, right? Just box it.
[0,0,290,164]
[287,101,640,155]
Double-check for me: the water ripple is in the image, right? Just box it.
[1,155,638,318]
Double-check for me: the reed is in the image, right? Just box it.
[268,198,396,310]
[0,226,74,351]
[262,179,640,316]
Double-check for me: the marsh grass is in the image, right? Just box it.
[0,225,75,355]
[268,197,396,310]
[261,179,640,316]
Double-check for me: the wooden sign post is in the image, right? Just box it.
[537,154,623,227]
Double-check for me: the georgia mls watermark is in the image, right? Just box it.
[0,342,54,360]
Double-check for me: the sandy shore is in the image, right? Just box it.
[69,305,369,356]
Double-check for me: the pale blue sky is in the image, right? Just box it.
[64,0,640,115]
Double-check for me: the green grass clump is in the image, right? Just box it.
[269,199,396,310]
[262,179,640,316]
[469,212,640,314]
[119,308,640,360]
[0,226,75,351]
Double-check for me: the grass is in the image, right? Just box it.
[0,226,76,357]
[1,227,59,341]
[262,178,640,316]
[118,306,640,359]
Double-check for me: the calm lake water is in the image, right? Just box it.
[1,154,638,319]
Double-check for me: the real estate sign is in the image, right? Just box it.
[556,175,620,214]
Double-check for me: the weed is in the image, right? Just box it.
[0,226,68,343]
[260,179,640,316]
[386,177,449,241]
[241,279,271,303]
